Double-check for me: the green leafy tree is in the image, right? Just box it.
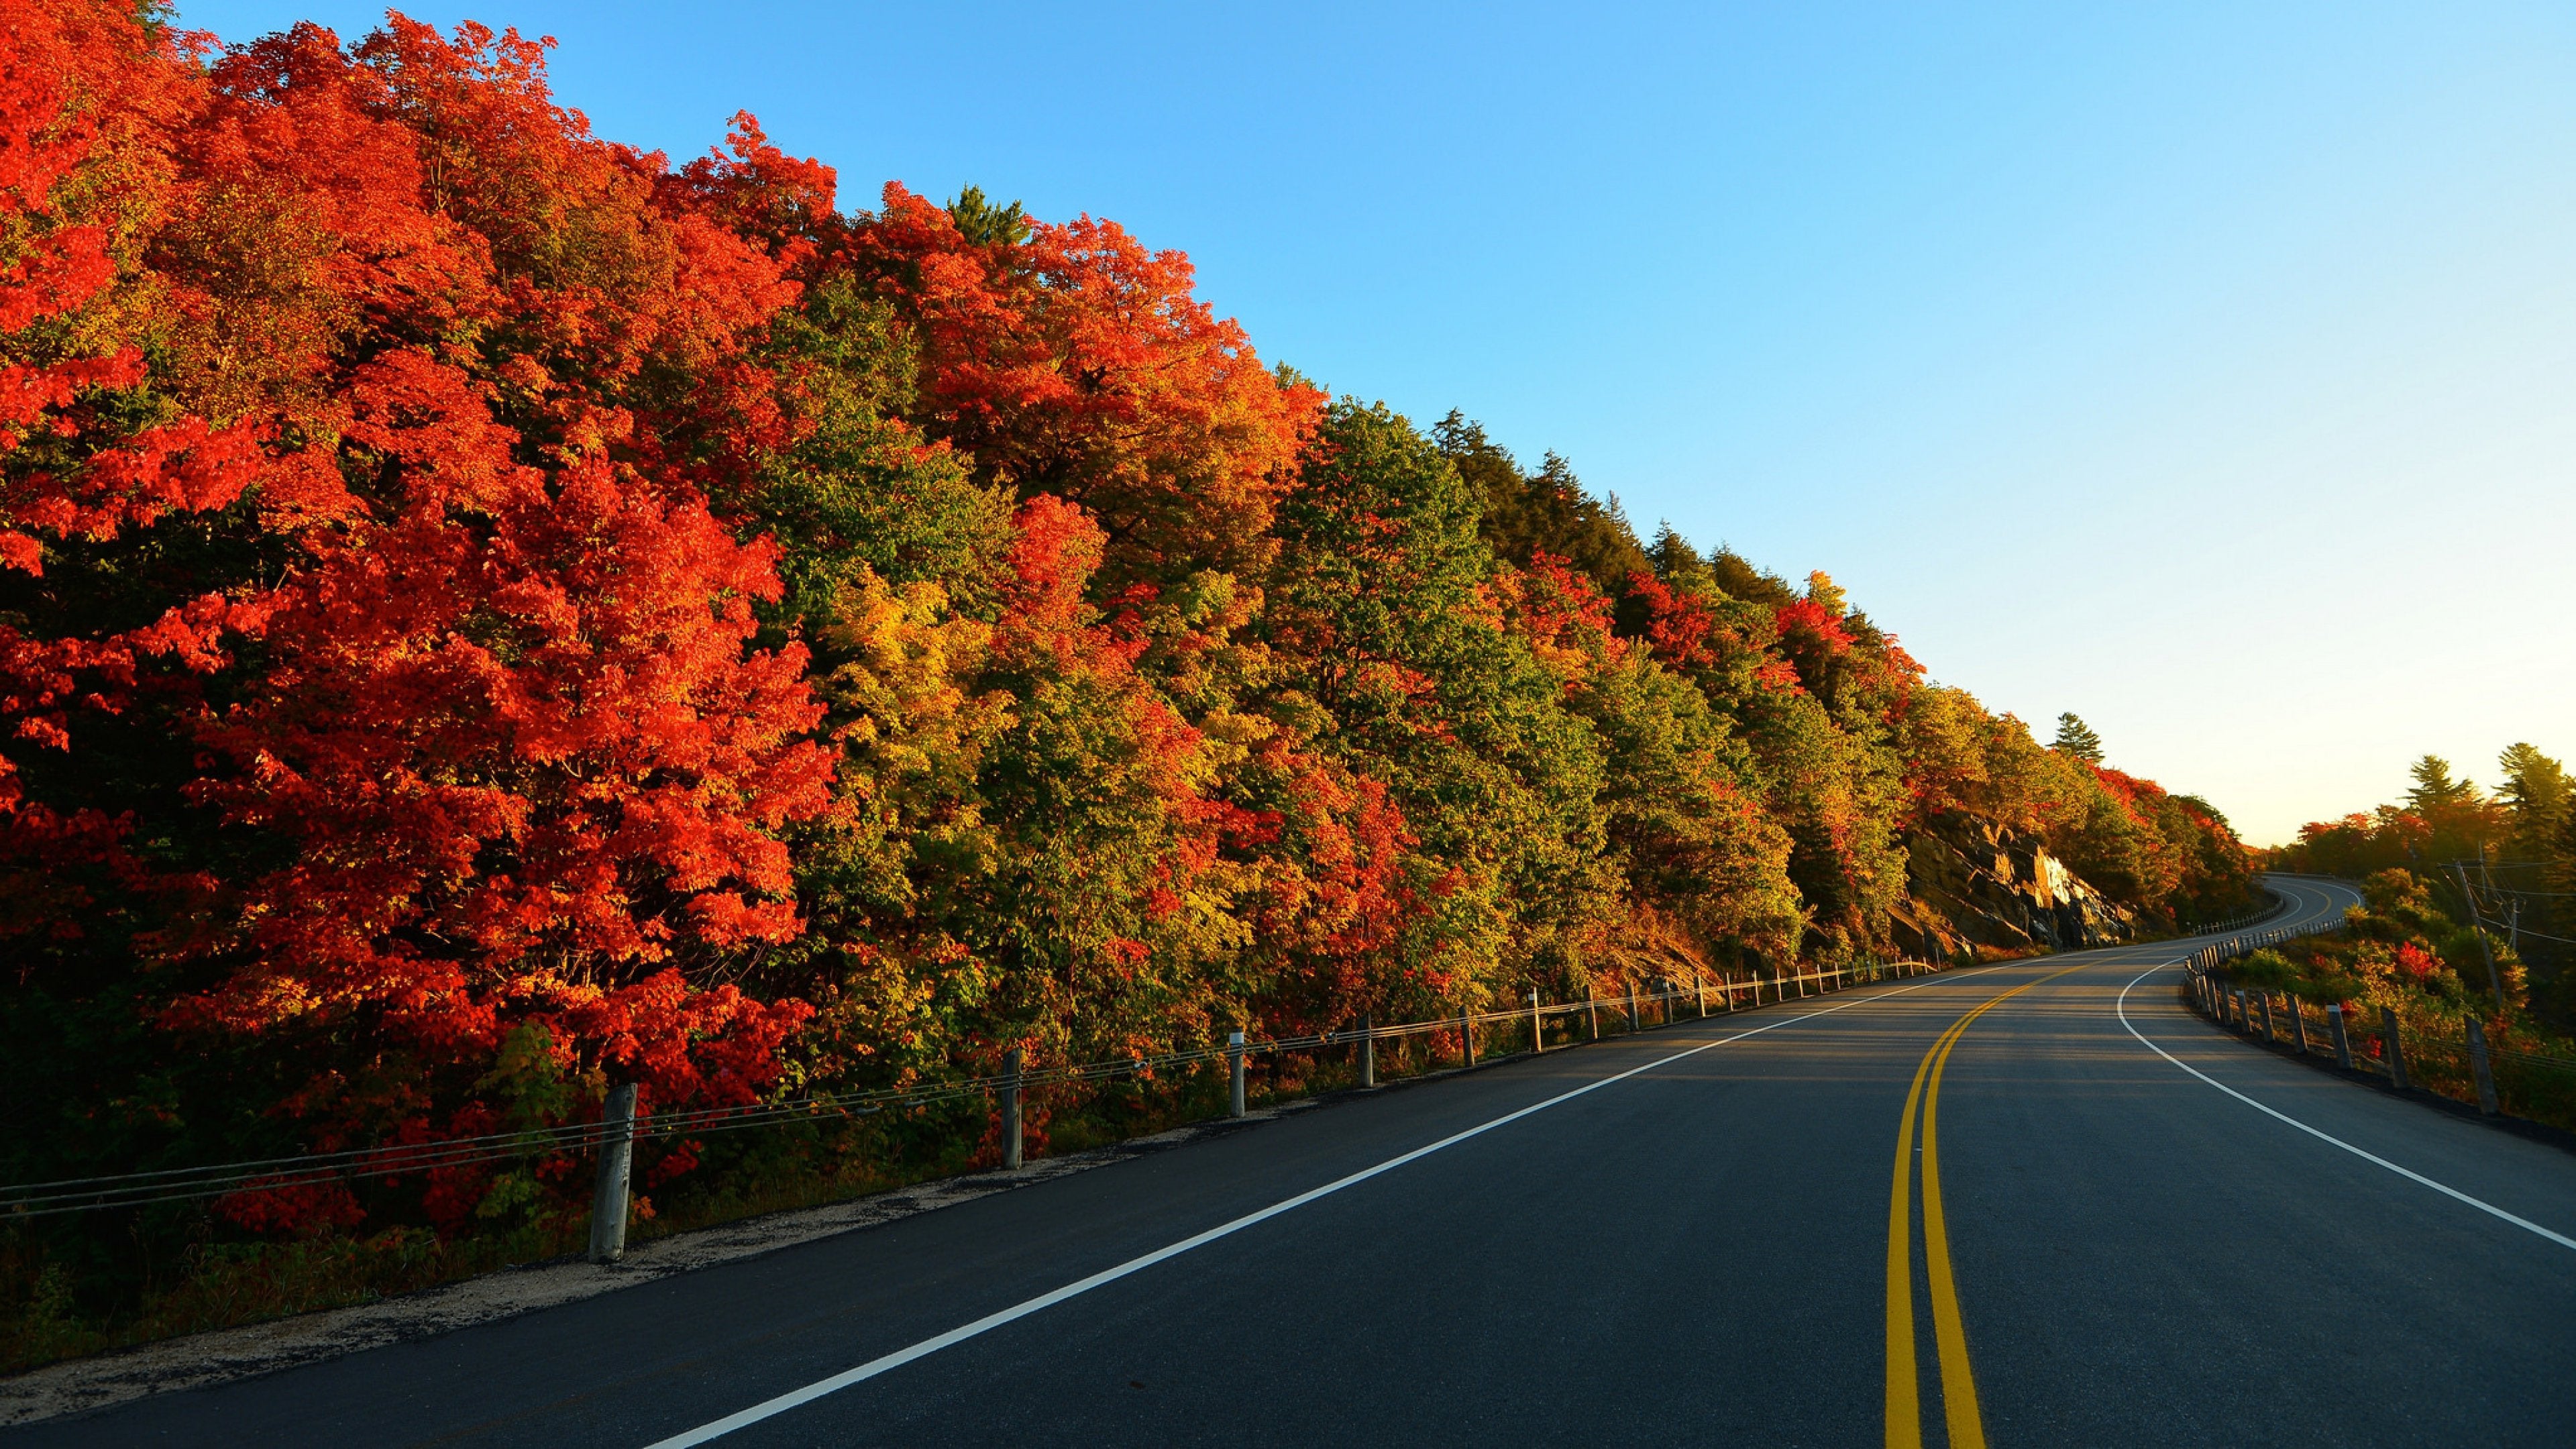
[751,274,1016,629]
[1267,401,1613,1008]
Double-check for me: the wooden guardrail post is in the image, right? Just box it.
[2380,1008,2408,1090]
[1002,1048,1024,1169]
[1460,1008,1475,1065]
[2466,1017,2500,1116]
[2257,993,2275,1043]
[1696,970,1707,1018]
[588,1082,638,1265]
[1228,1031,1246,1117]
[1359,1013,1375,1088]
[2328,1004,2353,1069]
[1625,981,1639,1033]
[1529,989,1544,1055]
[2290,1000,2310,1055]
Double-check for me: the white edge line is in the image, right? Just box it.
[642,965,2013,1448]
[2115,947,2576,1254]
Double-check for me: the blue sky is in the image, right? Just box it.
[182,1,2576,845]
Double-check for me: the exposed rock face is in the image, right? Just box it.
[1890,817,2134,959]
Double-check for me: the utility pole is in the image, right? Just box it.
[2451,861,2508,1012]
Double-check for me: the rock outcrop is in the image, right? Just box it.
[1890,817,2134,959]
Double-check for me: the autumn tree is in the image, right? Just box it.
[1497,551,1799,972]
[844,183,1322,591]
[1,7,849,1238]
[1623,535,1914,955]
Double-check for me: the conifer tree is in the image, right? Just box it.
[2052,713,2105,764]
[2498,743,2570,856]
[2406,755,2479,812]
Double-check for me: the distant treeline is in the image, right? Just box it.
[2265,746,2575,1023]
[3,3,2249,1348]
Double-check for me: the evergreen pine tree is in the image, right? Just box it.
[2405,755,2479,812]
[2053,712,2105,764]
[2497,743,2570,853]
[945,184,1030,246]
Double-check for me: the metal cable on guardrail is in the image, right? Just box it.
[3,957,1953,1226]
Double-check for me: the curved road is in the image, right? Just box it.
[17,875,2575,1446]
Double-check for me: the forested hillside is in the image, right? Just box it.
[1,3,2250,1356]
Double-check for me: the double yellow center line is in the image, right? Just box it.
[1884,965,2082,1449]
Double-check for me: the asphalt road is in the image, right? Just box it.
[18,875,2575,1447]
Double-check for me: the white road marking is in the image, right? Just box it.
[641,966,2011,1447]
[2115,940,2576,1254]
[648,906,2355,1448]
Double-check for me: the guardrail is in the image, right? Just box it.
[2186,901,2290,936]
[2182,924,2576,1132]
[2183,875,2337,939]
[3,957,1960,1254]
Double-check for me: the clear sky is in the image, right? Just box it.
[182,1,2576,845]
